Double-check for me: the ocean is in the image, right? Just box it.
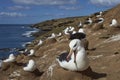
[0,24,39,59]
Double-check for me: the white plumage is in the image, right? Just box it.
[57,32,62,37]
[38,39,43,46]
[25,49,28,52]
[78,21,82,27]
[28,49,35,56]
[23,59,36,72]
[110,19,118,27]
[72,31,77,34]
[78,28,85,33]
[57,39,89,71]
[64,27,70,35]
[3,54,16,63]
[97,17,104,24]
[96,11,102,17]
[69,26,75,32]
[64,26,75,35]
[48,33,56,39]
[86,18,92,25]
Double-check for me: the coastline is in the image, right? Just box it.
[0,4,120,80]
[0,25,40,59]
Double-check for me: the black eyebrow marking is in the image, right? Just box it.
[73,43,77,47]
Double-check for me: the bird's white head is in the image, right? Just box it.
[69,39,81,52]
[9,54,15,59]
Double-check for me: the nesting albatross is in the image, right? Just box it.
[3,54,16,63]
[56,39,89,71]
[23,59,36,72]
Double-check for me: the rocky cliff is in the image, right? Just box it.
[0,4,120,80]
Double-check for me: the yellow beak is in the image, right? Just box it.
[67,48,76,62]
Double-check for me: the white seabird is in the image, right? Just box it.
[72,31,77,34]
[38,39,43,46]
[63,27,69,35]
[23,59,36,72]
[25,49,28,52]
[96,17,104,24]
[64,26,75,35]
[85,18,92,25]
[78,28,85,33]
[48,33,56,39]
[28,49,35,56]
[110,19,118,27]
[3,54,16,63]
[64,27,70,35]
[57,32,62,37]
[78,21,82,28]
[69,26,75,32]
[96,11,102,17]
[56,39,89,71]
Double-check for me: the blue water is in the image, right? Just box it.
[0,24,38,59]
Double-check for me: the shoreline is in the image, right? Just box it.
[0,4,120,80]
[0,25,42,59]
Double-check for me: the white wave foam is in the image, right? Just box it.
[22,42,31,47]
[22,29,39,37]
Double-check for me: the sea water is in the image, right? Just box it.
[0,24,39,59]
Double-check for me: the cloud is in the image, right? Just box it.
[90,0,120,6]
[59,6,81,10]
[8,5,30,10]
[0,12,26,17]
[12,0,77,5]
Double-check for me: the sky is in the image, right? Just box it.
[0,0,120,24]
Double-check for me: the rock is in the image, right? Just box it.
[9,70,21,79]
[1,4,120,80]
[44,38,57,44]
[0,48,11,52]
[99,34,111,39]
[40,64,106,80]
[41,28,52,31]
[92,23,103,31]
[51,67,92,80]
[1,62,11,71]
[20,69,43,80]
[15,54,26,63]
[107,27,120,34]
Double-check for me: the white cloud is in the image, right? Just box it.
[0,12,26,17]
[12,0,77,5]
[8,5,30,10]
[90,0,120,6]
[59,6,81,10]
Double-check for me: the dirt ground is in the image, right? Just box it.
[0,4,120,80]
